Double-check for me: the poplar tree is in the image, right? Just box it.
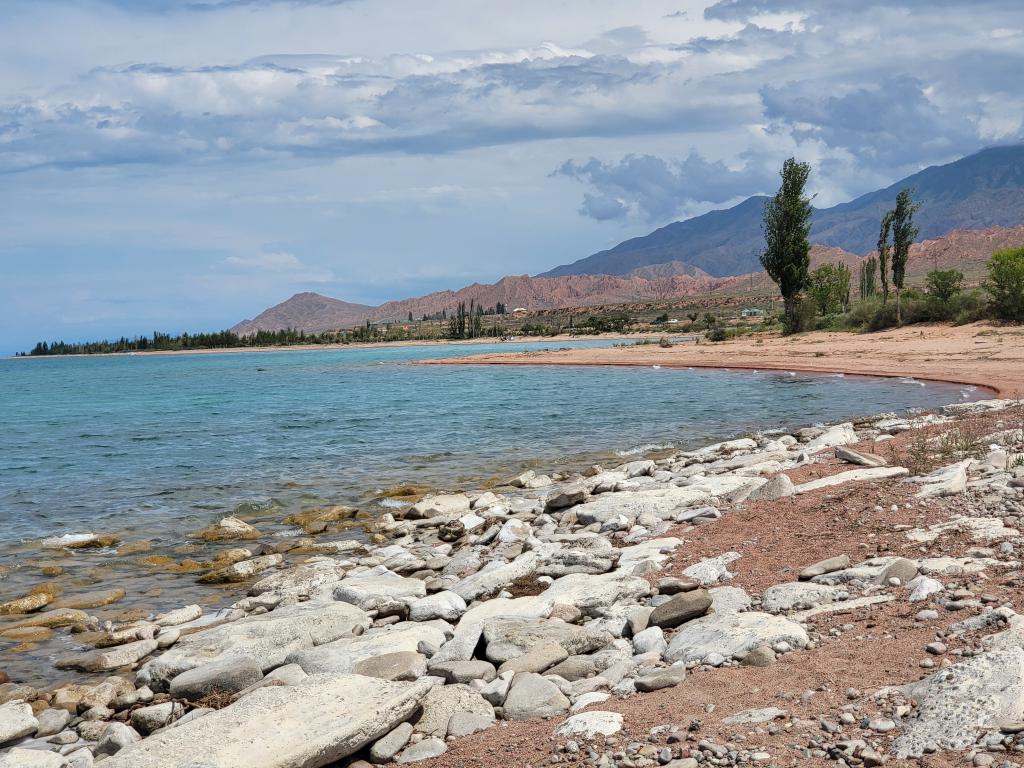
[890,187,921,325]
[877,212,893,304]
[761,158,814,334]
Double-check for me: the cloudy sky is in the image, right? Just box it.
[1,0,1022,353]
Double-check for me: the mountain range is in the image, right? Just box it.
[541,144,1024,278]
[233,146,1024,334]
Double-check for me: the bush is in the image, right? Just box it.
[925,269,963,302]
[987,247,1024,322]
[706,327,727,342]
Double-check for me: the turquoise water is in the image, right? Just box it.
[0,340,979,548]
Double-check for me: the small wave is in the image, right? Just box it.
[616,443,674,457]
[377,498,408,509]
[652,365,661,370]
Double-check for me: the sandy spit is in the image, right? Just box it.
[420,322,1024,398]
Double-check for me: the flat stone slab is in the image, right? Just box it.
[895,646,1024,757]
[556,711,623,738]
[540,570,652,618]
[761,582,844,614]
[482,618,611,663]
[793,467,909,495]
[138,602,371,687]
[288,624,446,675]
[664,612,808,664]
[333,571,427,610]
[913,460,973,498]
[101,674,431,768]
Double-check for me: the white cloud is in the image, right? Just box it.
[224,251,335,282]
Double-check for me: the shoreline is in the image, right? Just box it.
[1,397,1023,767]
[2,333,661,361]
[419,322,1024,399]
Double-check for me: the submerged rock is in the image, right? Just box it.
[192,516,261,542]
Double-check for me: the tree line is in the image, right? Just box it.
[760,158,1024,333]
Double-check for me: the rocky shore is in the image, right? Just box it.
[1,398,1024,768]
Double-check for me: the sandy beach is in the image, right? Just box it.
[423,322,1024,399]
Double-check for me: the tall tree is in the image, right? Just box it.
[877,212,893,304]
[760,158,814,334]
[890,187,921,325]
[859,256,878,299]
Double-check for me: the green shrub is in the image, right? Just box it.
[925,269,964,303]
[987,247,1024,322]
[706,327,727,342]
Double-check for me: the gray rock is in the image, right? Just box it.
[540,571,652,618]
[479,672,514,706]
[101,674,432,768]
[396,737,447,763]
[879,558,918,585]
[635,666,687,692]
[798,555,851,581]
[33,708,70,737]
[497,643,569,675]
[545,485,589,510]
[632,627,667,656]
[895,644,1024,757]
[408,592,466,622]
[740,646,776,667]
[682,553,741,585]
[447,711,495,738]
[722,707,788,725]
[427,660,496,684]
[287,624,446,676]
[55,638,158,672]
[0,702,38,745]
[131,702,185,735]
[153,604,203,626]
[503,672,570,720]
[450,553,540,602]
[761,583,843,613]
[169,655,264,701]
[95,722,142,756]
[409,494,471,519]
[482,618,611,663]
[369,722,413,764]
[430,621,483,663]
[334,571,427,611]
[556,711,624,738]
[548,656,600,681]
[355,651,428,682]
[664,612,808,664]
[137,602,371,687]
[63,749,95,768]
[657,577,699,595]
[413,685,494,737]
[0,749,64,768]
[747,474,795,501]
[835,446,888,467]
[648,589,712,629]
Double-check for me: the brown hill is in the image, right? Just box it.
[365,273,749,323]
[232,227,1024,334]
[231,292,374,335]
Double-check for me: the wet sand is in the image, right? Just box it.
[422,322,1024,398]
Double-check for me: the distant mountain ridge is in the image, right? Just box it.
[542,145,1024,278]
[231,225,1024,335]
